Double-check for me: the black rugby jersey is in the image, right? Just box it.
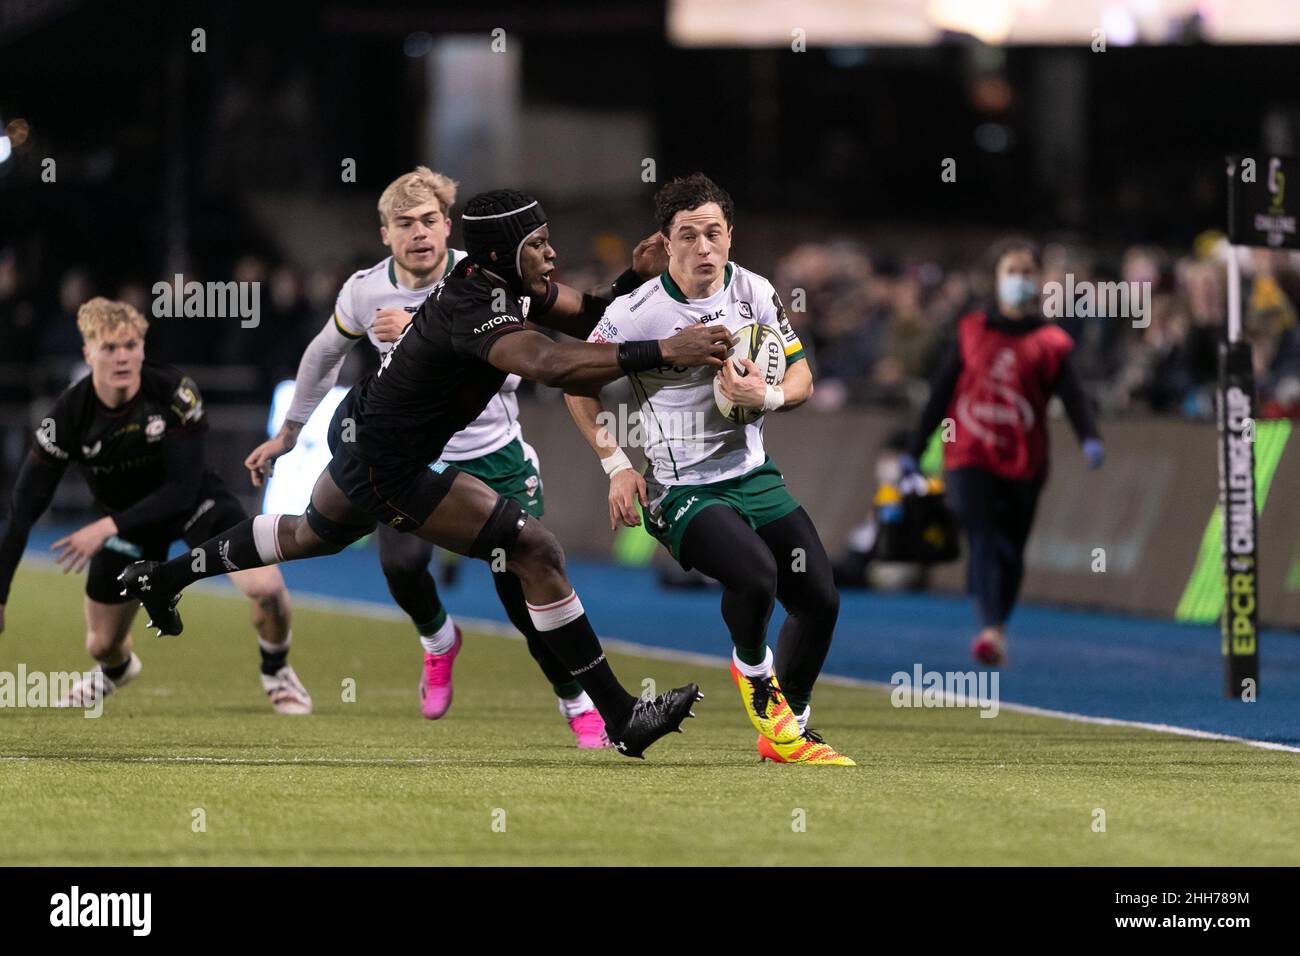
[344,262,532,470]
[32,362,215,518]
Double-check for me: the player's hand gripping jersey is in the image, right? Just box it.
[589,262,805,485]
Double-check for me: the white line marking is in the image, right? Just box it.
[251,589,1300,755]
[0,755,515,767]
[17,562,1299,755]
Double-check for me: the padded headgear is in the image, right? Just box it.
[462,189,548,295]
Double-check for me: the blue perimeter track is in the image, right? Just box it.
[23,527,1300,748]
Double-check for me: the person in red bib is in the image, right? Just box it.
[907,239,1103,665]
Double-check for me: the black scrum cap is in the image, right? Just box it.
[461,189,548,294]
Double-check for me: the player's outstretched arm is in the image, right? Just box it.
[527,283,614,339]
[563,391,646,529]
[246,316,359,487]
[522,231,665,340]
[525,232,666,340]
[0,452,68,630]
[487,323,731,392]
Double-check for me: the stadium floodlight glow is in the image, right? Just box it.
[927,0,1014,44]
[1101,6,1139,46]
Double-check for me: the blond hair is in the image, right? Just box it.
[377,166,458,224]
[77,297,149,344]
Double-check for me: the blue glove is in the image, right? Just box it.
[1082,438,1104,470]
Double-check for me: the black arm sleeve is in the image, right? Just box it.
[109,428,208,537]
[0,451,67,603]
[571,293,611,339]
[1054,356,1100,443]
[908,341,963,459]
[527,292,610,340]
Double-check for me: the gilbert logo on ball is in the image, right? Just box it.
[713,322,787,425]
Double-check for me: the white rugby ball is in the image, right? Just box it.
[713,323,787,425]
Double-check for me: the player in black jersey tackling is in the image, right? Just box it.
[0,298,311,712]
[121,190,732,757]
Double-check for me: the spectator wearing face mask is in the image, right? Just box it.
[903,238,1103,666]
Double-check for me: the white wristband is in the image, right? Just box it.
[762,384,786,412]
[601,448,633,477]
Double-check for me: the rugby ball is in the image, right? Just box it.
[713,323,787,425]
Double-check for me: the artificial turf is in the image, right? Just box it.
[2,566,1298,866]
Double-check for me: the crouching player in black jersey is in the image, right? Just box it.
[0,298,311,713]
[120,191,732,757]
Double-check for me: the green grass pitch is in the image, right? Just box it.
[2,566,1298,866]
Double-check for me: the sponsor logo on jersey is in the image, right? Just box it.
[591,317,618,344]
[699,308,724,323]
[772,292,799,345]
[173,381,203,423]
[738,301,753,320]
[629,285,657,313]
[145,415,166,442]
[472,314,517,335]
[673,495,700,522]
[81,441,102,459]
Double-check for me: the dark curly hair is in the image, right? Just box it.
[654,173,735,235]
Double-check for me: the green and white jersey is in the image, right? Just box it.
[333,249,522,461]
[589,262,805,486]
[333,249,468,355]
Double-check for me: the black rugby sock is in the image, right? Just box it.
[526,593,634,727]
[153,517,268,594]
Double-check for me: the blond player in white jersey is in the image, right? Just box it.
[244,167,664,747]
[564,173,853,765]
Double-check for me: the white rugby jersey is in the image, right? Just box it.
[333,250,522,461]
[589,262,805,486]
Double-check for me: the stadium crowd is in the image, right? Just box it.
[4,233,1300,420]
[773,234,1300,420]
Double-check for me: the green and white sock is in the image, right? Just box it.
[418,610,457,656]
[557,691,595,719]
[732,646,773,678]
